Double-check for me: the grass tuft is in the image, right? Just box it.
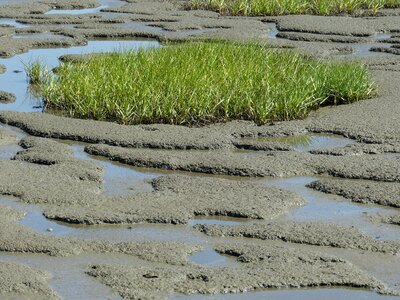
[189,0,400,16]
[24,60,50,85]
[37,42,376,125]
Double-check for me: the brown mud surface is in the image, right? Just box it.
[0,0,400,299]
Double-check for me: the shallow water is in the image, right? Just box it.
[173,288,400,300]
[45,0,124,15]
[189,248,238,267]
[0,18,30,28]
[46,5,109,15]
[69,143,160,197]
[340,42,395,58]
[264,176,400,240]
[242,133,356,152]
[0,39,160,112]
[265,22,279,39]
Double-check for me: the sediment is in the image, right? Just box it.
[0,0,400,298]
[0,260,58,299]
[0,204,199,265]
[308,178,400,208]
[87,243,392,300]
[368,214,400,226]
[0,137,304,224]
[195,222,400,254]
[0,91,16,103]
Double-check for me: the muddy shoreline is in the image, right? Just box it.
[0,0,400,299]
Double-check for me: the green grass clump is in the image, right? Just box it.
[189,0,400,16]
[39,42,375,125]
[24,60,50,85]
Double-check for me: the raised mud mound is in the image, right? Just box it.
[87,243,391,300]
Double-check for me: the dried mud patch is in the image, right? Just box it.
[195,222,400,254]
[87,243,392,300]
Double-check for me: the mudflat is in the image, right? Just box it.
[0,0,399,299]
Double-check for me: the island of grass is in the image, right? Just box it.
[32,42,375,125]
[189,0,400,16]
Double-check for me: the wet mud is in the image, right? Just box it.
[308,178,400,208]
[0,90,15,103]
[87,243,394,299]
[0,260,57,299]
[0,0,400,299]
[0,137,304,225]
[195,222,400,254]
[369,214,400,226]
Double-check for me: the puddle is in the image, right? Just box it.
[266,23,279,39]
[68,142,160,197]
[13,33,68,39]
[263,176,400,240]
[375,33,392,40]
[243,133,355,152]
[45,0,124,15]
[173,288,400,300]
[0,39,159,112]
[0,143,21,160]
[46,5,109,15]
[189,248,237,267]
[0,18,30,28]
[340,42,395,58]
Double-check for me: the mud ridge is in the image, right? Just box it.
[195,222,400,254]
[308,178,400,208]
